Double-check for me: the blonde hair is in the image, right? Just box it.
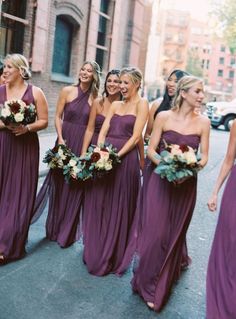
[120,67,142,90]
[5,53,31,80]
[172,75,203,110]
[77,61,101,98]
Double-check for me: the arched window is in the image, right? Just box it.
[52,15,73,75]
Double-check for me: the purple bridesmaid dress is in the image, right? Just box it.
[131,130,200,311]
[0,84,39,261]
[206,165,236,319]
[83,114,141,276]
[33,86,90,248]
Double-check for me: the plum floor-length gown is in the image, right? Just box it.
[0,84,39,261]
[131,130,200,311]
[32,86,90,248]
[83,114,141,276]
[206,164,236,319]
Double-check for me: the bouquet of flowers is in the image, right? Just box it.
[0,99,36,125]
[80,144,121,179]
[43,144,92,183]
[154,141,201,183]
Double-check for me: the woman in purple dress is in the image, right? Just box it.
[0,54,48,264]
[131,76,210,311]
[81,69,122,242]
[33,61,101,248]
[206,120,236,319]
[81,69,122,153]
[83,67,149,276]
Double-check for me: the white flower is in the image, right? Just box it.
[58,147,66,160]
[95,158,105,169]
[170,145,182,156]
[57,159,64,168]
[1,107,11,117]
[100,150,109,160]
[14,112,24,122]
[104,160,112,171]
[185,151,197,165]
[69,159,77,167]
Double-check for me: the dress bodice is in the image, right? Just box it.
[107,114,136,139]
[94,114,105,134]
[0,84,35,105]
[158,130,200,153]
[63,86,90,125]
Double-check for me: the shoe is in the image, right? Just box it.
[147,302,155,310]
[0,254,7,265]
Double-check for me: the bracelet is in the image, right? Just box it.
[26,124,31,132]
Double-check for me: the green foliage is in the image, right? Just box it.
[186,49,204,77]
[213,0,236,53]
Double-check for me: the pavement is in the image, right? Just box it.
[0,128,229,319]
[38,132,57,177]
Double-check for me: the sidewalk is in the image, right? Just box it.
[38,132,57,177]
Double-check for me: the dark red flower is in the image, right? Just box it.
[179,144,189,153]
[9,101,22,114]
[91,152,101,163]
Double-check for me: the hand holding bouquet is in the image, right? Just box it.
[0,99,36,126]
[154,141,201,183]
[80,144,121,179]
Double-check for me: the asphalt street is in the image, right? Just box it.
[0,128,229,319]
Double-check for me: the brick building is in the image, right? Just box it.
[0,0,151,131]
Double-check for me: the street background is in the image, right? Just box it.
[0,127,229,319]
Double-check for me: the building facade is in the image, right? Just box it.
[0,0,151,131]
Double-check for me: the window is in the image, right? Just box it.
[52,16,73,75]
[219,57,225,65]
[229,70,234,79]
[230,57,236,66]
[217,69,223,77]
[220,45,225,52]
[0,0,27,58]
[206,60,210,69]
[95,0,112,71]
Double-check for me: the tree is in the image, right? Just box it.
[213,0,236,53]
[186,49,203,77]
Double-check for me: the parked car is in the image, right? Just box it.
[204,98,236,131]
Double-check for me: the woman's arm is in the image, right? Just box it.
[198,116,211,168]
[147,112,166,165]
[97,101,117,146]
[208,120,236,211]
[117,99,149,158]
[144,100,161,140]
[0,120,5,130]
[137,137,145,170]
[81,99,98,155]
[12,86,48,136]
[54,87,69,145]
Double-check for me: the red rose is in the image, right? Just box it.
[9,101,22,114]
[91,152,101,163]
[179,144,189,153]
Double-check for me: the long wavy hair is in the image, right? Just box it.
[76,60,101,99]
[154,69,189,118]
[172,75,203,111]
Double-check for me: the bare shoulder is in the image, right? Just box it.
[31,85,46,99]
[156,109,171,120]
[151,98,162,110]
[197,113,211,128]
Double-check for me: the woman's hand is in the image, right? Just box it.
[207,194,217,212]
[57,137,66,145]
[7,124,28,136]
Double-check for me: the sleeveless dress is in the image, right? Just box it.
[206,165,236,319]
[0,84,39,261]
[83,114,141,276]
[82,113,105,243]
[131,130,200,311]
[33,86,90,248]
